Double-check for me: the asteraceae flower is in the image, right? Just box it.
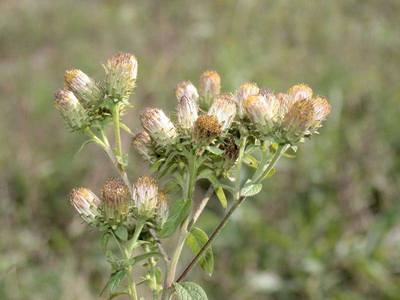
[288,84,313,102]
[208,94,237,131]
[310,96,331,130]
[282,99,315,143]
[131,131,152,159]
[199,70,221,109]
[102,178,130,221]
[156,191,169,226]
[70,188,101,224]
[54,89,88,131]
[140,108,177,145]
[177,96,198,130]
[175,81,199,103]
[104,52,138,102]
[235,82,260,117]
[244,93,280,132]
[64,69,101,107]
[193,115,221,140]
[132,176,159,219]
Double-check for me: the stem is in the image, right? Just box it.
[234,136,247,198]
[189,186,214,228]
[113,103,123,170]
[176,144,288,283]
[129,221,145,253]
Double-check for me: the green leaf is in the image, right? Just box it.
[114,226,128,241]
[174,282,208,300]
[215,186,227,209]
[100,269,127,296]
[115,153,128,167]
[243,154,259,169]
[101,232,111,250]
[240,183,262,197]
[159,199,191,238]
[283,146,297,158]
[206,146,224,155]
[186,227,214,276]
[261,167,276,180]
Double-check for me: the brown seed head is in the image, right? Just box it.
[193,114,222,140]
[101,178,130,218]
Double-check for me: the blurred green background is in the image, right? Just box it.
[1,0,400,299]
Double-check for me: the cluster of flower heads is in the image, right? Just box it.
[132,71,331,161]
[54,52,138,131]
[70,176,168,229]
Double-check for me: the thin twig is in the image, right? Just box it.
[189,185,214,227]
[149,228,171,263]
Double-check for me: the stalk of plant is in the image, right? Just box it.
[55,53,331,300]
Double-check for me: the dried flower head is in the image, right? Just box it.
[235,82,260,117]
[275,92,295,119]
[70,188,101,224]
[288,84,313,102]
[282,99,315,143]
[54,89,89,130]
[131,131,152,159]
[64,69,101,107]
[102,178,130,220]
[175,81,199,103]
[199,70,221,109]
[193,114,221,140]
[208,93,237,131]
[132,176,159,219]
[177,96,199,130]
[140,108,177,145]
[104,52,138,102]
[309,96,331,131]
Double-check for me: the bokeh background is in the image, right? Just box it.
[1,0,400,299]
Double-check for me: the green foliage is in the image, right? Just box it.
[174,282,208,300]
[186,227,214,276]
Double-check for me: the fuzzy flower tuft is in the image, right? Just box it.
[193,114,221,140]
[177,95,198,130]
[104,52,138,102]
[156,191,169,226]
[101,178,130,220]
[235,82,260,117]
[140,108,177,145]
[132,176,159,219]
[131,131,152,159]
[282,99,315,143]
[288,84,313,102]
[199,70,221,109]
[54,89,88,130]
[175,81,199,103]
[244,93,280,132]
[64,69,101,107]
[208,93,237,131]
[70,188,101,224]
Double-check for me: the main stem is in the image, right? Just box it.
[177,144,288,282]
[113,103,124,170]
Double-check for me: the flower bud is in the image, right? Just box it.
[175,81,199,103]
[208,93,237,131]
[288,84,313,102]
[310,96,331,130]
[199,70,221,109]
[235,82,260,117]
[177,96,198,130]
[104,52,138,102]
[282,99,315,143]
[54,89,88,130]
[275,93,294,119]
[70,188,101,224]
[64,69,101,107]
[244,93,280,132]
[140,108,177,145]
[193,114,221,140]
[131,131,152,159]
[102,178,130,221]
[132,176,159,219]
[156,191,169,226]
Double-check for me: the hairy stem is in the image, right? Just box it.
[177,144,288,282]
[113,103,124,170]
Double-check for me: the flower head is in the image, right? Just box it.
[282,99,315,143]
[235,82,260,117]
[132,176,159,219]
[156,191,169,226]
[177,95,198,130]
[140,108,177,145]
[310,96,331,130]
[175,81,199,103]
[208,93,237,131]
[64,69,101,107]
[131,131,152,159]
[193,115,221,140]
[101,178,130,221]
[54,89,88,130]
[288,84,313,102]
[199,70,221,109]
[70,188,101,224]
[244,93,280,132]
[104,52,138,102]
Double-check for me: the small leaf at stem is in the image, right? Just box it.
[174,282,208,300]
[186,227,214,276]
[240,183,262,197]
[206,146,224,155]
[159,199,191,238]
[100,269,127,296]
[215,186,227,209]
[114,226,128,241]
